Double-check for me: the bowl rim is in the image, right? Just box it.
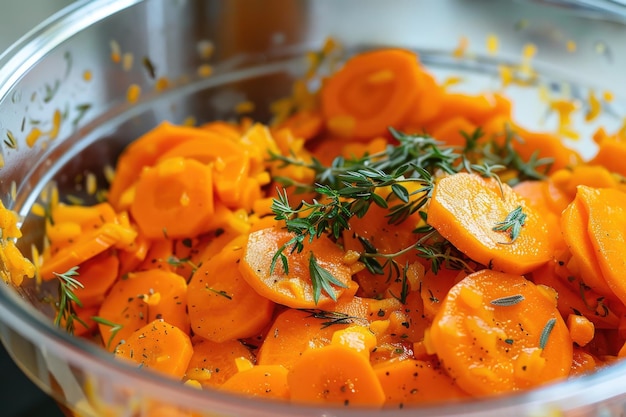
[2,0,626,415]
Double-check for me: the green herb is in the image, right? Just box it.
[142,56,156,79]
[43,80,60,103]
[539,317,557,350]
[166,255,199,272]
[92,316,123,349]
[492,206,527,243]
[504,338,514,345]
[52,266,88,334]
[207,287,233,300]
[301,309,367,329]
[490,294,525,306]
[309,252,348,304]
[72,103,92,126]
[389,264,411,305]
[4,130,17,149]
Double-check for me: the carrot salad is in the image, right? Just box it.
[5,46,626,409]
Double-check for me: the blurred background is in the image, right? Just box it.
[1,2,74,416]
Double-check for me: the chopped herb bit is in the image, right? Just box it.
[539,317,557,350]
[92,316,123,349]
[207,287,233,300]
[301,309,366,329]
[309,252,348,304]
[43,80,61,103]
[490,294,525,307]
[142,56,156,79]
[492,206,527,243]
[4,130,17,149]
[72,103,92,126]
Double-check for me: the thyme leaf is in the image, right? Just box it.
[52,266,88,334]
[492,206,527,243]
[92,316,123,349]
[309,252,348,304]
[539,317,557,350]
[490,294,525,306]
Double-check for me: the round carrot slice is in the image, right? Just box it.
[130,157,214,239]
[321,48,422,140]
[288,344,385,407]
[239,224,354,309]
[428,172,552,275]
[428,269,572,395]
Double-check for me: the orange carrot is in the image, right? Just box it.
[428,172,552,274]
[220,365,290,399]
[567,314,595,347]
[576,185,626,306]
[427,269,572,395]
[374,359,469,406]
[97,269,189,350]
[108,122,224,209]
[73,250,119,307]
[240,223,354,308]
[187,235,275,342]
[114,319,193,379]
[130,157,215,239]
[288,344,386,406]
[321,49,423,140]
[185,338,255,387]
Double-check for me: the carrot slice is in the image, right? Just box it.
[187,235,275,342]
[73,250,119,307]
[576,185,626,305]
[428,172,552,275]
[427,269,572,395]
[321,49,422,139]
[108,122,224,209]
[560,194,613,296]
[374,359,469,405]
[130,157,215,239]
[97,269,189,350]
[40,222,137,280]
[114,319,193,379]
[157,137,250,208]
[288,344,386,406]
[220,365,290,400]
[185,338,255,387]
[240,224,354,308]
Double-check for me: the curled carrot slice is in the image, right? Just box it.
[321,49,422,140]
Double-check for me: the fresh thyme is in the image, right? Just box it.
[301,309,367,329]
[539,317,557,349]
[389,264,411,304]
[490,294,525,307]
[270,125,548,284]
[52,266,87,334]
[492,206,527,243]
[92,316,123,349]
[309,252,348,303]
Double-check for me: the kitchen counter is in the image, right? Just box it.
[0,3,74,417]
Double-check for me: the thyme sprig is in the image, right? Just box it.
[270,126,547,285]
[301,309,368,329]
[52,266,88,334]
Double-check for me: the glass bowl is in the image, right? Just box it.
[1,0,626,416]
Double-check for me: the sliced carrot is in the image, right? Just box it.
[187,235,275,342]
[273,110,323,141]
[375,359,469,406]
[240,223,354,308]
[97,269,189,350]
[428,172,552,275]
[427,269,572,395]
[40,222,137,280]
[429,116,477,148]
[157,136,251,209]
[570,348,597,376]
[257,309,342,369]
[590,136,626,177]
[576,186,626,306]
[560,195,613,296]
[136,238,174,273]
[185,338,255,387]
[130,157,215,239]
[73,250,119,307]
[108,122,224,209]
[321,49,422,140]
[288,344,386,407]
[114,319,193,379]
[420,267,463,321]
[401,70,444,128]
[220,365,290,400]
